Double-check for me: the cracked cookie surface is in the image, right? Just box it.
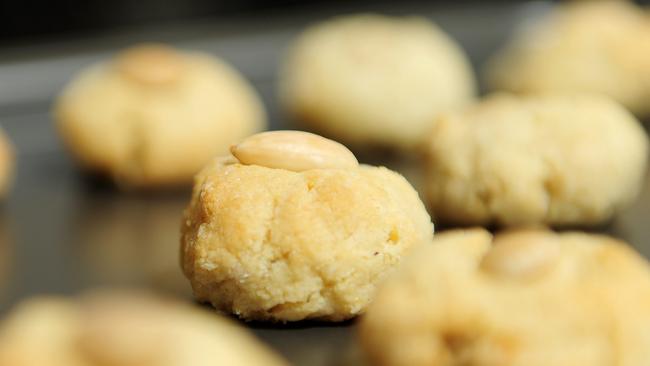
[423,93,648,227]
[54,44,265,188]
[181,157,433,321]
[359,228,650,366]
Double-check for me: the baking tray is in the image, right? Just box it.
[0,2,649,365]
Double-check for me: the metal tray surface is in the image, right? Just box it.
[0,2,648,365]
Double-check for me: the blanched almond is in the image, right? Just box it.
[230,131,358,171]
[481,230,559,281]
[116,44,184,85]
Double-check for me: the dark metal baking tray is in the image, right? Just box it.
[0,2,648,365]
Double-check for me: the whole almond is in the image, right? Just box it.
[116,44,184,85]
[480,230,560,281]
[230,131,358,171]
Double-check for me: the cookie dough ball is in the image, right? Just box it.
[0,292,287,366]
[486,0,650,117]
[181,131,433,321]
[280,14,476,150]
[55,43,266,188]
[359,228,650,366]
[424,94,648,227]
[0,128,13,198]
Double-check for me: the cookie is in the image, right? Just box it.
[280,14,476,150]
[424,93,648,227]
[55,43,266,189]
[485,0,650,117]
[0,291,287,366]
[181,131,433,321]
[359,228,650,366]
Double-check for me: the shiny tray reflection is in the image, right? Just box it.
[0,2,648,365]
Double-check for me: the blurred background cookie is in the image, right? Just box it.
[280,14,476,150]
[424,93,648,227]
[181,131,433,322]
[485,0,650,117]
[0,291,288,366]
[359,228,650,366]
[54,43,266,189]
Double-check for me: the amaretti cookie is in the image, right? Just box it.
[424,94,648,227]
[359,228,650,366]
[181,131,433,321]
[280,14,476,150]
[55,43,265,188]
[0,291,287,366]
[485,0,650,116]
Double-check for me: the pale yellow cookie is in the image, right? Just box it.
[181,131,433,321]
[55,43,266,188]
[486,0,650,116]
[280,14,476,150]
[359,228,650,366]
[0,291,287,366]
[424,93,648,227]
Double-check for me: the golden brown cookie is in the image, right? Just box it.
[423,93,648,227]
[280,14,476,150]
[55,43,266,189]
[359,228,650,366]
[0,291,288,366]
[486,0,650,116]
[181,131,434,321]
